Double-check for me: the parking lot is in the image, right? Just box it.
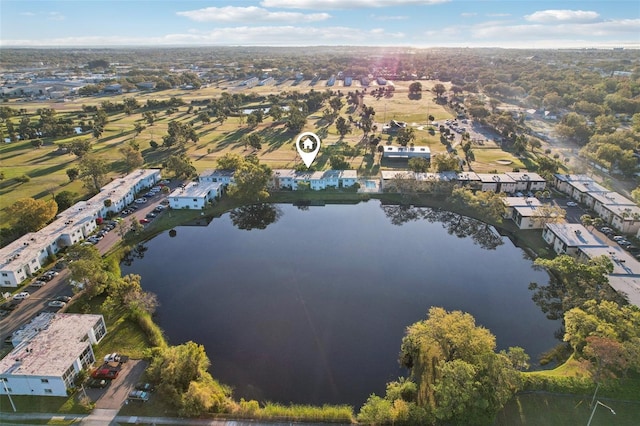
[85,359,148,409]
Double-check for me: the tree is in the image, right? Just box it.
[269,104,284,121]
[227,156,272,201]
[408,157,430,173]
[396,127,416,147]
[147,342,231,416]
[67,244,111,298]
[433,83,446,99]
[31,138,43,149]
[54,190,77,212]
[66,167,80,182]
[216,153,244,170]
[398,307,521,424]
[79,154,108,193]
[134,122,146,135]
[285,108,306,133]
[581,214,594,229]
[165,154,196,179]
[431,153,460,172]
[7,198,58,233]
[329,96,343,113]
[501,347,530,371]
[119,144,144,172]
[329,154,349,170]
[68,139,92,157]
[408,82,422,95]
[243,133,264,151]
[335,116,352,138]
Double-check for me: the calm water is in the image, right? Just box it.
[122,200,559,407]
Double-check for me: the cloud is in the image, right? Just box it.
[370,14,408,21]
[47,12,65,21]
[260,0,449,9]
[460,12,477,18]
[0,26,406,47]
[19,12,36,17]
[525,10,600,23]
[486,13,510,17]
[470,18,640,41]
[177,6,330,23]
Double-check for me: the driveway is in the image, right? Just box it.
[85,359,148,409]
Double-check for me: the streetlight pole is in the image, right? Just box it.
[587,400,616,426]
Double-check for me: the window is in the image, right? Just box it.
[44,389,53,394]
[1,273,7,276]
[41,379,49,383]
[3,281,9,285]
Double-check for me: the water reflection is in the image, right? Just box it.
[381,204,504,250]
[230,203,283,231]
[121,243,148,266]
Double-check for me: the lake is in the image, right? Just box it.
[121,200,560,407]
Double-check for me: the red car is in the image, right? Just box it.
[139,219,150,224]
[91,367,119,380]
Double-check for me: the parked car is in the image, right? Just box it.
[128,390,150,401]
[91,367,119,380]
[31,280,47,287]
[48,300,66,308]
[134,198,147,204]
[44,270,59,277]
[104,353,128,363]
[86,378,109,388]
[55,295,72,303]
[566,201,578,207]
[145,213,157,219]
[135,382,155,392]
[160,179,170,185]
[154,205,165,212]
[612,235,626,241]
[139,218,150,224]
[0,302,18,311]
[13,292,30,301]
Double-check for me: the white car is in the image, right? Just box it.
[566,201,578,207]
[48,300,66,308]
[31,280,47,287]
[134,198,147,204]
[13,292,30,300]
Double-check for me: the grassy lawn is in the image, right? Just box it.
[1,80,538,231]
[0,394,90,414]
[65,295,153,360]
[495,393,640,426]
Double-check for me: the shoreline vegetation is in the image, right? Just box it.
[74,191,637,423]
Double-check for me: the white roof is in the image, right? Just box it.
[169,181,222,199]
[200,169,235,178]
[502,197,543,207]
[273,169,357,180]
[605,204,640,219]
[545,223,607,248]
[0,313,103,377]
[0,233,50,272]
[513,205,560,218]
[590,191,636,207]
[505,172,546,182]
[96,169,160,205]
[476,174,516,184]
[607,276,640,308]
[380,170,414,180]
[580,246,640,276]
[554,174,593,183]
[569,180,609,194]
[456,172,481,182]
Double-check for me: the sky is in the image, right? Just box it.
[1,0,639,48]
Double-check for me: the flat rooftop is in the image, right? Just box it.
[569,180,609,194]
[502,197,543,207]
[579,246,640,276]
[0,313,103,377]
[476,174,516,184]
[505,172,546,182]
[546,223,607,248]
[554,174,594,183]
[590,191,636,207]
[169,181,222,199]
